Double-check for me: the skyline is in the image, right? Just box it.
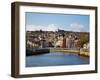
[25,12,90,32]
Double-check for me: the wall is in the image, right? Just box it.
[0,0,100,80]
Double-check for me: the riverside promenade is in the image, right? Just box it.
[26,48,89,57]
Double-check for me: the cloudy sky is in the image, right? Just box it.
[25,12,89,32]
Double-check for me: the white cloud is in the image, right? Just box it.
[26,25,42,31]
[26,24,60,31]
[26,23,86,32]
[45,24,59,31]
[67,23,85,32]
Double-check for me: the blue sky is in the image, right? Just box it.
[25,12,90,32]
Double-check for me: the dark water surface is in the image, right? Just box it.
[26,52,89,67]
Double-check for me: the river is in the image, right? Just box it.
[26,52,89,67]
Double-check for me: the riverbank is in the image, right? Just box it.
[80,48,89,57]
[26,48,89,57]
[26,48,50,56]
[50,49,80,53]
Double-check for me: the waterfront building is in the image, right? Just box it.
[61,38,66,48]
[55,35,63,48]
[55,38,63,48]
[66,35,74,48]
[61,34,66,48]
[74,37,79,48]
[83,43,89,50]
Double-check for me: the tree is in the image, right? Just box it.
[79,33,89,48]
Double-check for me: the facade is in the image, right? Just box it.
[26,31,89,49]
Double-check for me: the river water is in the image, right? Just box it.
[26,52,89,67]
